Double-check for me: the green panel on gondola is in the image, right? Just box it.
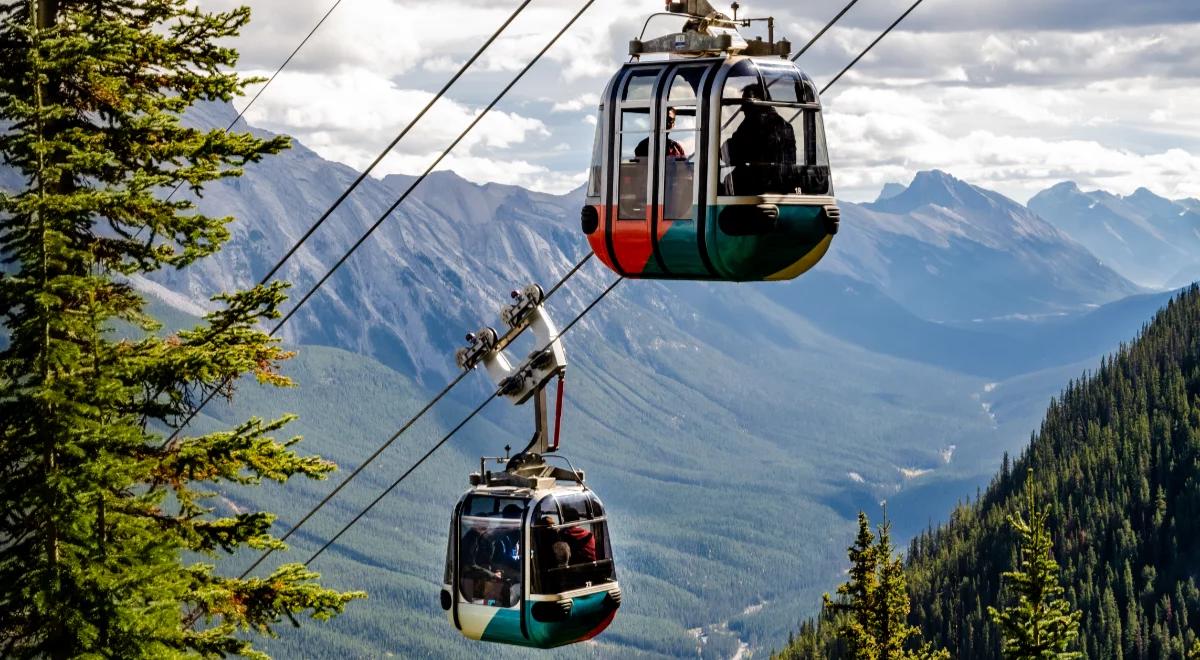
[477,607,525,646]
[657,219,710,278]
[705,203,830,281]
[474,592,617,649]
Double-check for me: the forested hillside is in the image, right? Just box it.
[902,284,1200,658]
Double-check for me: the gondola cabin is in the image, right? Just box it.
[581,12,839,281]
[440,471,620,648]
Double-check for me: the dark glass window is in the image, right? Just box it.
[444,517,455,585]
[668,66,705,103]
[531,492,616,594]
[662,66,705,221]
[623,70,658,101]
[459,518,523,607]
[722,59,763,101]
[758,62,801,104]
[718,60,831,196]
[458,496,526,608]
[464,494,527,519]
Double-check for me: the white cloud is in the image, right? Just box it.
[237,67,549,176]
[201,0,1200,202]
[826,84,1200,202]
[551,93,600,113]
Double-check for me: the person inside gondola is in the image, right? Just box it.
[552,541,572,568]
[559,508,596,563]
[635,107,686,159]
[461,520,517,606]
[722,85,797,195]
[460,521,499,603]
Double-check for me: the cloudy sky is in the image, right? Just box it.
[203,0,1200,203]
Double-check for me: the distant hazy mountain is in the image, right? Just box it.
[819,170,1140,322]
[874,182,906,201]
[1028,181,1200,288]
[157,107,1139,377]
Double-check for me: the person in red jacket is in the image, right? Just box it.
[559,509,596,563]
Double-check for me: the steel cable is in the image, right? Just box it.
[160,0,592,448]
[791,0,861,61]
[238,252,593,578]
[821,0,926,94]
[258,0,536,285]
[242,0,929,571]
[303,277,623,567]
[160,0,347,206]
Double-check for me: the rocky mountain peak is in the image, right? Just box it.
[869,169,1010,217]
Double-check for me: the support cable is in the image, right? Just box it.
[161,0,594,448]
[162,0,347,205]
[270,0,597,335]
[238,251,593,578]
[230,0,347,135]
[258,0,536,284]
[244,0,928,571]
[303,277,622,567]
[791,0,860,61]
[821,0,925,94]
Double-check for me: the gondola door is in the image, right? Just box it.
[652,63,715,278]
[609,66,663,277]
[449,494,529,646]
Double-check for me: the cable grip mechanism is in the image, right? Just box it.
[455,283,567,449]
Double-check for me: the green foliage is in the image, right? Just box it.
[0,1,361,657]
[903,284,1200,659]
[987,470,1082,659]
[776,511,947,660]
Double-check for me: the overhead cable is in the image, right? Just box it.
[238,252,593,578]
[162,0,347,206]
[258,0,536,284]
[160,0,586,447]
[246,0,928,570]
[791,0,861,61]
[303,276,623,567]
[228,0,348,135]
[271,0,598,334]
[821,0,926,94]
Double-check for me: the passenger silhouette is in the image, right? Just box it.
[721,85,797,195]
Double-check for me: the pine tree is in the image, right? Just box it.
[987,471,1082,659]
[0,1,363,657]
[874,519,949,660]
[800,512,948,660]
[824,511,881,659]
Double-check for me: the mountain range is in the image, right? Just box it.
[7,101,1191,657]
[1029,181,1200,289]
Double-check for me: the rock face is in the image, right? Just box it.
[1028,180,1200,288]
[819,171,1140,322]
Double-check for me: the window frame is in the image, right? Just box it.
[454,494,529,610]
[614,67,664,222]
[529,491,616,595]
[658,64,711,223]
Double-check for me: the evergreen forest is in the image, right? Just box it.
[781,284,1200,658]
